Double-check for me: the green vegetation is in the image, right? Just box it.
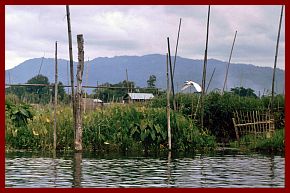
[5,102,216,152]
[230,87,257,98]
[5,85,284,153]
[92,76,159,103]
[230,129,284,152]
[147,75,157,88]
[6,74,67,104]
[150,90,284,144]
[92,80,135,103]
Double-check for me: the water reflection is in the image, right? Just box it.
[72,152,82,188]
[5,151,285,188]
[166,151,174,186]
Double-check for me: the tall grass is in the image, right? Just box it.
[5,103,217,152]
[230,129,284,152]
[6,91,284,152]
[150,92,284,143]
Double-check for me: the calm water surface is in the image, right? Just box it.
[5,151,284,188]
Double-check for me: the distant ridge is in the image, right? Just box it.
[5,54,285,95]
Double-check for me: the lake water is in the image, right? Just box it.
[5,151,285,188]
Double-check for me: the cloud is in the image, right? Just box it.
[5,5,285,70]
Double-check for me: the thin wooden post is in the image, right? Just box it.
[173,18,182,78]
[222,30,237,95]
[253,111,257,137]
[206,67,216,94]
[84,58,90,114]
[38,53,45,76]
[166,53,171,151]
[53,41,58,151]
[66,61,70,95]
[232,118,240,142]
[256,111,260,134]
[126,68,130,93]
[271,5,284,112]
[167,37,176,111]
[201,5,211,129]
[66,5,76,133]
[75,34,85,152]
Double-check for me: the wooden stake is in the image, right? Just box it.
[75,34,85,152]
[38,52,45,76]
[271,5,284,112]
[167,37,176,111]
[206,67,216,94]
[222,30,238,95]
[166,53,171,151]
[66,5,76,134]
[84,58,90,114]
[53,41,58,151]
[66,61,70,96]
[173,18,182,78]
[126,68,130,94]
[200,5,211,129]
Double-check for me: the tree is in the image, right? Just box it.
[230,87,257,98]
[147,75,157,88]
[26,74,50,94]
[93,80,136,103]
[26,74,51,104]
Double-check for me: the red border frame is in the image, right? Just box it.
[1,1,288,192]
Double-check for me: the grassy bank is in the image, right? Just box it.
[230,128,285,153]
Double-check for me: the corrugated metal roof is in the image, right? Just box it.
[128,93,154,100]
[93,99,103,103]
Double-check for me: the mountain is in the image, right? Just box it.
[5,54,285,95]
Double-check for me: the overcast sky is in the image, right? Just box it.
[5,5,285,70]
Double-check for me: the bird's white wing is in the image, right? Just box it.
[192,82,202,92]
[181,84,191,91]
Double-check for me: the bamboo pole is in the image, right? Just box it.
[126,68,130,93]
[66,5,76,134]
[166,53,171,151]
[53,41,58,151]
[256,111,260,134]
[200,5,211,129]
[75,34,85,152]
[206,67,216,94]
[222,30,237,95]
[5,83,159,90]
[173,18,182,78]
[38,53,45,76]
[193,94,201,121]
[271,5,284,112]
[167,37,176,111]
[84,58,90,114]
[66,61,70,96]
